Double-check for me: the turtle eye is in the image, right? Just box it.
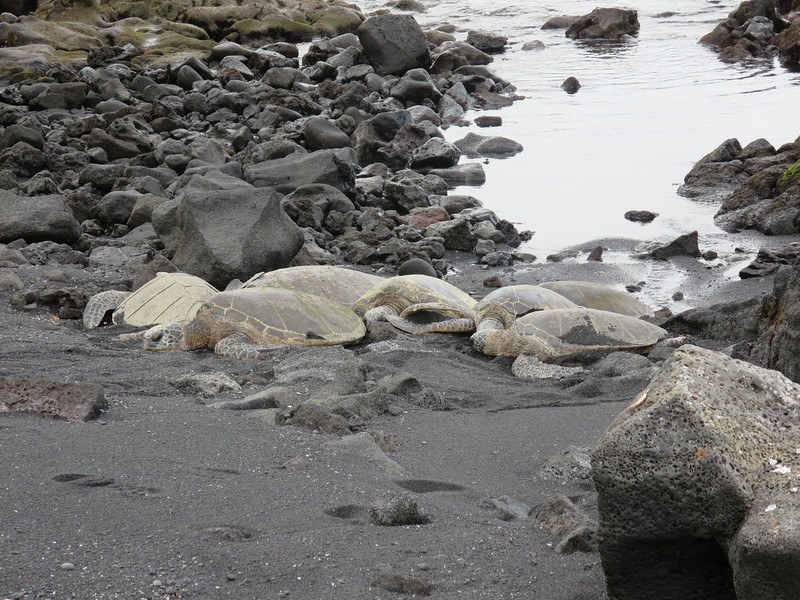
[150,331,163,342]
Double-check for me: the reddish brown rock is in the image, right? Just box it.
[0,377,107,421]
[407,206,449,228]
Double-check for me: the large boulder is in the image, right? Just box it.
[154,187,304,289]
[244,148,359,198]
[357,14,431,76]
[593,345,800,600]
[0,191,80,244]
[565,8,639,40]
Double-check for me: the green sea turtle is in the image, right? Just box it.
[241,265,383,307]
[538,281,653,318]
[125,287,366,359]
[352,274,478,334]
[473,285,578,334]
[471,307,666,379]
[83,273,218,329]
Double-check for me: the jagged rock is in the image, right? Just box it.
[649,231,701,260]
[593,344,800,600]
[466,29,507,53]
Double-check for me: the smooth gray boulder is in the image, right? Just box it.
[0,191,80,244]
[357,14,431,76]
[303,117,352,151]
[154,187,304,289]
[244,148,359,198]
[453,132,523,158]
[593,344,800,600]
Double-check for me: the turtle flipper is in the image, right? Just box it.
[511,355,583,379]
[385,314,475,334]
[215,334,281,360]
[83,290,130,328]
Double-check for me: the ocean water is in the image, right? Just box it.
[356,0,800,261]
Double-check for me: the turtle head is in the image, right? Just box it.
[470,329,492,354]
[142,323,186,352]
[471,328,517,357]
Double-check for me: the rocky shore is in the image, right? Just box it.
[2,2,800,599]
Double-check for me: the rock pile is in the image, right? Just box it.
[700,0,800,66]
[679,136,800,235]
[0,8,530,314]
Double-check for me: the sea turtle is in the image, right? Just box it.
[472,285,578,334]
[538,281,653,318]
[126,287,366,359]
[352,274,478,334]
[241,265,383,307]
[471,307,667,379]
[83,273,218,329]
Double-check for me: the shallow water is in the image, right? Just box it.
[357,0,800,262]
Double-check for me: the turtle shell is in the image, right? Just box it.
[352,274,477,316]
[199,287,366,346]
[514,307,666,354]
[112,273,218,327]
[475,285,577,315]
[539,281,653,318]
[242,266,383,307]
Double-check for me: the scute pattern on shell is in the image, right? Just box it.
[194,287,366,347]
[112,272,219,327]
[241,265,383,307]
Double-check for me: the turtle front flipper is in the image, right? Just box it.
[511,355,583,379]
[215,334,282,360]
[83,290,131,328]
[385,313,475,334]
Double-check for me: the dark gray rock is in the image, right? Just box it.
[453,132,523,158]
[649,231,701,260]
[244,148,359,198]
[541,15,581,29]
[91,190,143,227]
[561,76,581,94]
[154,187,304,288]
[593,345,800,600]
[739,243,800,278]
[303,116,352,150]
[398,257,437,277]
[408,138,460,170]
[752,262,800,382]
[357,14,431,76]
[0,191,80,244]
[0,124,44,151]
[566,8,640,40]
[424,218,475,252]
[664,297,763,341]
[428,163,486,187]
[624,210,658,223]
[466,30,508,53]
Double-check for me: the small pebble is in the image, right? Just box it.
[60,562,75,571]
[672,291,684,301]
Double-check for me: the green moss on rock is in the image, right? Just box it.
[308,7,363,37]
[778,161,800,195]
[233,15,315,43]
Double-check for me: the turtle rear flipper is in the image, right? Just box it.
[83,290,130,329]
[215,334,282,360]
